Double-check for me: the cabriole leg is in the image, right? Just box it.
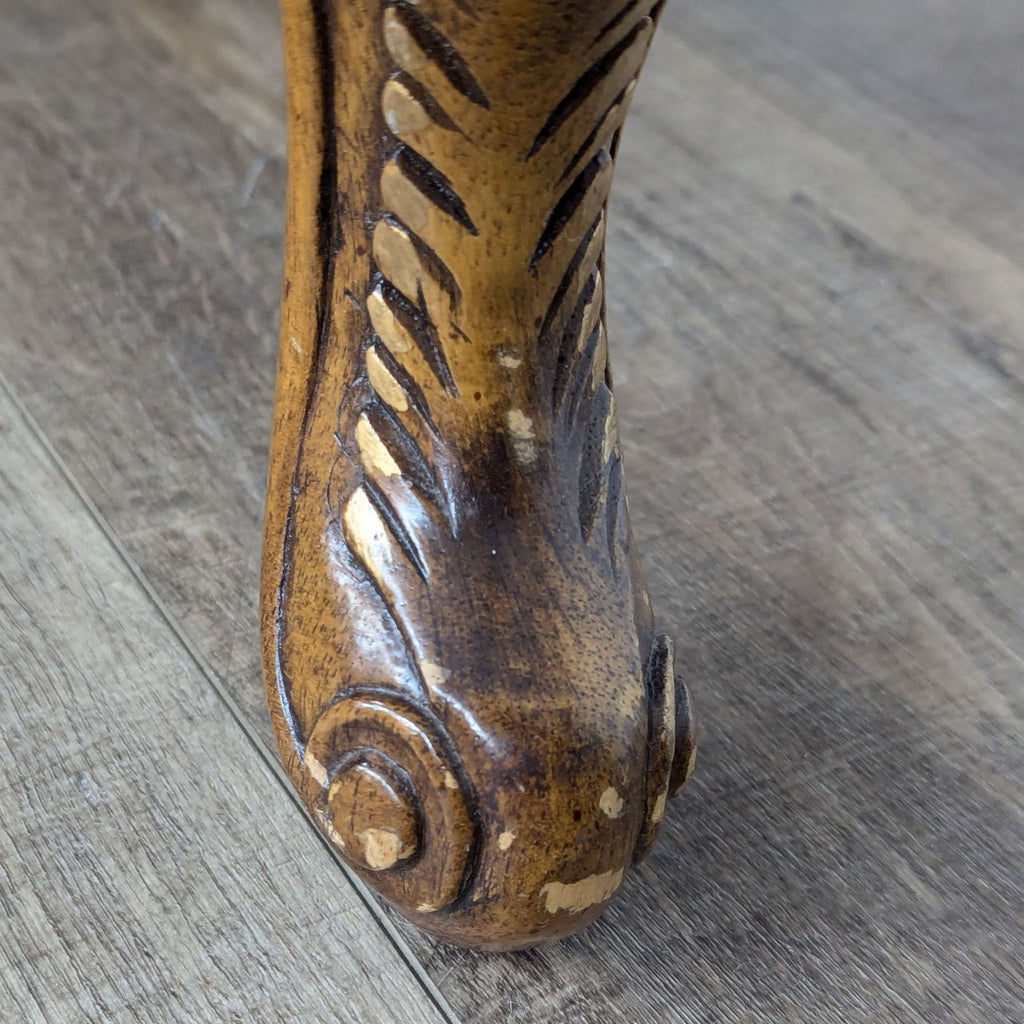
[262,0,696,950]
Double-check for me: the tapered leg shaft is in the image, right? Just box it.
[262,0,695,950]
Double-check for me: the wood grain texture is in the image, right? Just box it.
[264,0,695,949]
[1,0,1022,1018]
[0,381,445,1024]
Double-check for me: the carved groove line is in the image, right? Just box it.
[339,0,657,602]
[317,8,493,907]
[306,690,483,912]
[341,5,489,675]
[527,5,656,159]
[275,0,342,752]
[532,9,663,553]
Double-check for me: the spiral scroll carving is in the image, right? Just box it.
[305,692,479,912]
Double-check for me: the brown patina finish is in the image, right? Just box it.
[262,0,696,950]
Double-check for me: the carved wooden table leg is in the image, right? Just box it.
[262,0,696,950]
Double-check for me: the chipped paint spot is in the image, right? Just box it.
[366,345,409,412]
[342,488,386,570]
[599,786,624,818]
[443,770,459,791]
[498,351,523,369]
[420,659,452,690]
[506,408,537,467]
[507,408,535,438]
[591,323,608,391]
[578,271,603,352]
[602,395,618,463]
[356,413,402,478]
[498,830,516,851]
[368,289,414,354]
[583,212,607,288]
[382,78,431,136]
[290,336,302,355]
[417,901,439,913]
[357,827,413,870]
[652,792,667,824]
[383,9,428,71]
[373,215,428,293]
[541,868,624,915]
[306,753,329,788]
[316,809,347,851]
[381,160,430,233]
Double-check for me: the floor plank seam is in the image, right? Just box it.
[0,370,463,1024]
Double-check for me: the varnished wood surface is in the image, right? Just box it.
[264,0,696,948]
[1,0,1021,1018]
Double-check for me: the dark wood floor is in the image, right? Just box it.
[2,1,1022,1021]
